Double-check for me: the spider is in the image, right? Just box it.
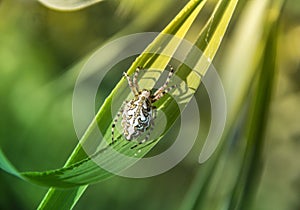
[111,65,177,147]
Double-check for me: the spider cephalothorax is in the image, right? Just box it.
[112,66,176,146]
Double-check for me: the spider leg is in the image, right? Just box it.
[123,72,138,96]
[152,65,175,102]
[152,84,177,102]
[112,101,127,144]
[133,67,141,92]
[153,65,174,95]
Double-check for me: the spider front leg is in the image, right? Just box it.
[133,67,141,92]
[152,84,177,102]
[112,100,127,144]
[152,65,176,102]
[123,67,142,96]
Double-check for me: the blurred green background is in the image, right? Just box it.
[0,0,300,209]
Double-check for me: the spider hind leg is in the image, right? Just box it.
[112,100,127,144]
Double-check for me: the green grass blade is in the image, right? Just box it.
[180,0,285,210]
[37,186,88,210]
[228,1,285,209]
[0,148,20,178]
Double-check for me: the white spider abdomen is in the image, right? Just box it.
[121,91,153,140]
